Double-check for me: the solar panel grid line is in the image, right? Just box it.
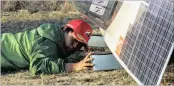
[120,44,133,65]
[141,21,173,44]
[138,31,170,57]
[119,5,153,82]
[150,0,161,5]
[165,1,174,11]
[105,40,144,85]
[127,56,149,82]
[152,13,172,26]
[147,0,174,15]
[131,49,161,77]
[126,23,171,62]
[123,50,131,65]
[148,5,159,17]
[128,62,134,73]
[147,4,174,24]
[143,13,174,36]
[126,6,148,67]
[136,63,155,85]
[157,9,171,22]
[144,71,154,84]
[152,1,174,15]
[121,52,129,64]
[134,57,159,85]
[128,25,170,83]
[121,39,133,53]
[151,18,173,38]
[135,39,167,65]
[140,29,172,54]
[127,19,174,46]
[157,43,174,85]
[128,28,136,41]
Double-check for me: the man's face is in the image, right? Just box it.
[64,30,84,54]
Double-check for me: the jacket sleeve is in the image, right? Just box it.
[29,38,66,75]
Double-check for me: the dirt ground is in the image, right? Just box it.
[1,1,174,85]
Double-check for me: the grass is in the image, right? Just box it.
[1,1,174,85]
[1,69,136,85]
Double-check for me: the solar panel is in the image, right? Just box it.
[103,0,174,85]
[118,0,173,85]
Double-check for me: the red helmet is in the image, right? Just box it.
[66,19,93,44]
[65,19,93,51]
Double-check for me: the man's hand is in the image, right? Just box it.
[65,52,94,72]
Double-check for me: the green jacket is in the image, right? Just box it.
[1,23,72,75]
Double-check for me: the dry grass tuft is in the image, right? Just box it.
[1,69,136,85]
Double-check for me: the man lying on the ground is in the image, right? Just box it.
[1,19,94,75]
